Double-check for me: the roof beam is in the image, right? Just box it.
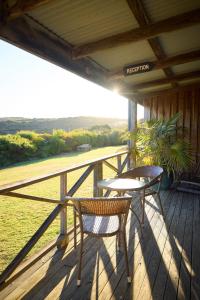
[4,0,52,21]
[109,49,200,79]
[129,70,200,90]
[136,82,200,99]
[0,16,107,87]
[126,0,177,87]
[73,9,200,59]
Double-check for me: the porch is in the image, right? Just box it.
[0,189,199,300]
[0,1,200,299]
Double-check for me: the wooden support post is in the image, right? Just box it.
[93,162,103,197]
[128,98,137,168]
[59,173,69,249]
[117,155,122,174]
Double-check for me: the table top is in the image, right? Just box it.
[97,178,146,192]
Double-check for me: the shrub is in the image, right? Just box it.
[17,130,47,157]
[46,135,66,155]
[0,128,126,167]
[0,134,36,166]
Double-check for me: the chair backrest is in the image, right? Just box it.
[119,165,163,180]
[68,196,132,216]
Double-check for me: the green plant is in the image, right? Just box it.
[0,134,36,166]
[0,128,126,167]
[131,113,193,178]
[47,135,66,155]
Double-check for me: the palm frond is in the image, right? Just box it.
[130,113,192,175]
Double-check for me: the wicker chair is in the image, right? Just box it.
[66,196,132,286]
[118,166,164,224]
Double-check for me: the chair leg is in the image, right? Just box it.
[77,232,84,286]
[157,193,164,218]
[122,231,131,283]
[117,232,121,249]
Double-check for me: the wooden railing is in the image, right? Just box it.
[0,149,130,286]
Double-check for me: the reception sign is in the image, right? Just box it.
[123,62,154,76]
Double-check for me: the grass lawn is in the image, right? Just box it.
[0,146,126,273]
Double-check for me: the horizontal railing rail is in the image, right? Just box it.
[0,149,130,287]
[0,150,129,194]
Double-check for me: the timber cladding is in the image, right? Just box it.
[141,85,200,163]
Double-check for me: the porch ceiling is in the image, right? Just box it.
[0,0,200,99]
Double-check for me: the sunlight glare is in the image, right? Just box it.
[0,40,128,119]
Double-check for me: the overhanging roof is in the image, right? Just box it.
[0,0,200,98]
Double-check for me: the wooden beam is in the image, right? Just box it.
[6,0,52,20]
[4,191,64,205]
[119,153,131,173]
[67,165,94,197]
[136,82,200,100]
[128,100,137,168]
[130,70,200,90]
[126,0,177,87]
[0,16,107,89]
[60,173,67,238]
[93,162,103,197]
[73,9,200,59]
[103,160,118,173]
[0,149,128,194]
[109,49,200,79]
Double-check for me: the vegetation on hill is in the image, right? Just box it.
[0,127,128,167]
[0,116,127,134]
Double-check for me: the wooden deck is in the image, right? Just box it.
[0,190,199,300]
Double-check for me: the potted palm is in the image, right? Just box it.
[130,113,192,189]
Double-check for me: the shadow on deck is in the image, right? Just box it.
[0,190,199,300]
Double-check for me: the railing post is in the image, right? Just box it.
[128,98,137,169]
[117,155,122,174]
[93,162,103,197]
[58,173,69,249]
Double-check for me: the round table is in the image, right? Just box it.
[97,177,147,231]
[97,178,146,193]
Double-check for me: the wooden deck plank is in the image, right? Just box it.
[191,194,200,300]
[91,195,158,300]
[0,242,57,299]
[72,198,146,300]
[150,191,183,300]
[39,197,143,300]
[135,191,183,300]
[0,225,79,298]
[0,190,199,300]
[106,191,173,300]
[5,231,100,300]
[124,191,183,300]
[34,235,116,300]
[21,197,142,300]
[2,249,75,299]
[163,192,189,300]
[177,192,194,300]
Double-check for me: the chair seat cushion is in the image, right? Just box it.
[82,215,119,235]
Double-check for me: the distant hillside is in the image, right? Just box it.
[0,116,127,134]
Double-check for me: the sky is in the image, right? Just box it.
[0,40,143,120]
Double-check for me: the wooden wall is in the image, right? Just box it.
[140,84,200,163]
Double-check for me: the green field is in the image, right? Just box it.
[0,146,125,273]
